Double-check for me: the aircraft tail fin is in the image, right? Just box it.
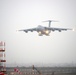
[43,20,58,27]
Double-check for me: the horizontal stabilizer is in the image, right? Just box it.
[43,20,58,27]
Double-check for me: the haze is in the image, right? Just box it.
[0,0,76,67]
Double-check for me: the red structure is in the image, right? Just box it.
[0,41,6,73]
[0,72,4,75]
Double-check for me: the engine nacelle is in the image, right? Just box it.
[31,30,33,32]
[59,30,61,32]
[24,30,28,33]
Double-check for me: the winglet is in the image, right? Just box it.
[72,28,76,31]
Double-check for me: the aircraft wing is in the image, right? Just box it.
[19,28,37,33]
[45,27,73,32]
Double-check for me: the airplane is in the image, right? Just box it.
[19,20,74,36]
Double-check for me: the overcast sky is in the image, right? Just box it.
[0,0,76,67]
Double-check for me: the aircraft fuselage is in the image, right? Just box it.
[36,25,50,36]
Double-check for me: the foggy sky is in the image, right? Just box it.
[0,0,76,67]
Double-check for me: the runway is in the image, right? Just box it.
[6,67,76,75]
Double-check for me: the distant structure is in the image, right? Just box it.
[32,65,41,75]
[0,41,6,73]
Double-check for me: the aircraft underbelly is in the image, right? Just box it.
[37,27,51,36]
[41,30,50,35]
